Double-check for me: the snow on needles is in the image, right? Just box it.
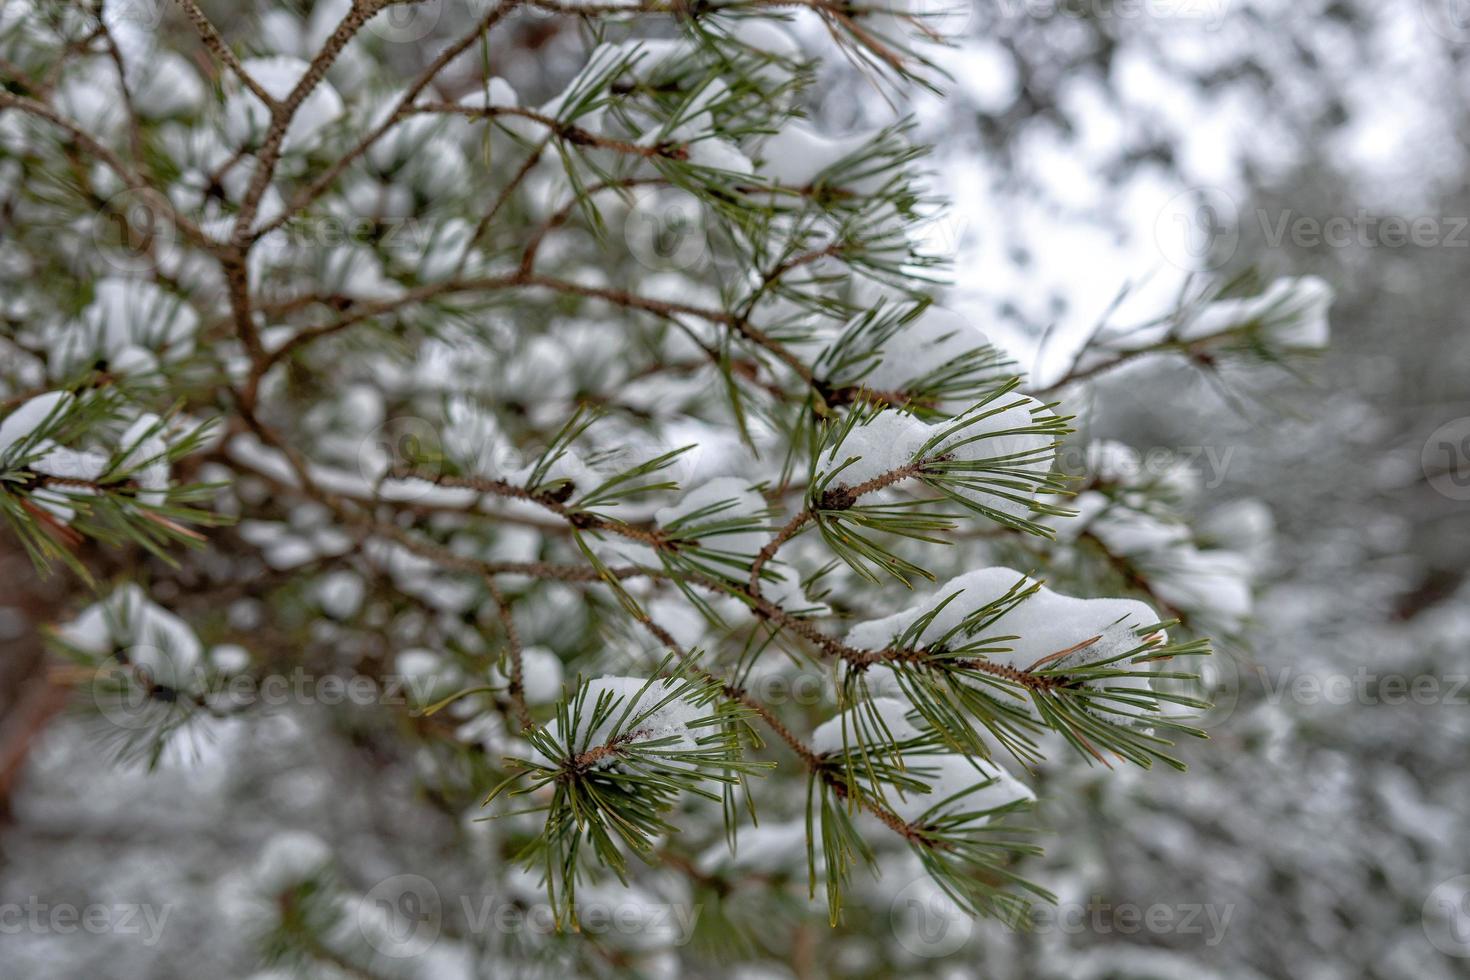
[537,676,708,767]
[846,567,1166,714]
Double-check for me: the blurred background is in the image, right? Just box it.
[2,1,1468,977]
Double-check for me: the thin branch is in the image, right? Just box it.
[173,0,279,108]
[256,0,526,240]
[485,576,532,730]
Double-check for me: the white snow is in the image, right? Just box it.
[226,56,344,153]
[885,754,1035,824]
[250,831,332,894]
[132,52,205,118]
[540,675,706,763]
[0,391,72,460]
[696,818,808,874]
[846,568,1165,707]
[118,413,171,506]
[314,570,365,619]
[654,476,767,558]
[757,122,880,192]
[818,411,929,490]
[54,278,199,376]
[33,447,108,481]
[812,697,924,755]
[490,646,565,704]
[834,305,997,406]
[818,398,1058,521]
[57,584,204,687]
[1180,275,1334,349]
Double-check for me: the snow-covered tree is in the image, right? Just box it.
[0,2,1334,976]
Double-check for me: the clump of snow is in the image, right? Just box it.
[490,646,565,705]
[250,831,332,894]
[812,697,924,755]
[395,648,461,703]
[930,397,1060,519]
[539,39,695,133]
[1181,275,1333,350]
[210,644,252,675]
[847,567,1166,716]
[688,137,753,175]
[1150,549,1254,632]
[654,476,768,559]
[1060,484,1263,633]
[53,278,199,377]
[540,676,706,765]
[1085,439,1200,503]
[724,19,802,87]
[1199,497,1275,570]
[818,411,930,490]
[886,754,1035,824]
[117,413,171,506]
[226,56,344,153]
[757,122,882,192]
[57,583,204,688]
[314,570,365,619]
[818,398,1058,520]
[0,391,72,460]
[32,446,108,482]
[828,305,999,410]
[697,818,808,874]
[447,77,520,146]
[132,52,205,118]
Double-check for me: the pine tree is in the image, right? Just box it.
[0,2,1330,975]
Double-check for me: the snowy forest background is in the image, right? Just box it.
[2,1,1469,978]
